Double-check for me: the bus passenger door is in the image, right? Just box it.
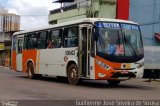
[16,37,23,71]
[79,26,92,77]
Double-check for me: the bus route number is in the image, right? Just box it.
[65,50,75,55]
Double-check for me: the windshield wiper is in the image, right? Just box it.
[117,30,121,47]
[125,39,138,57]
[122,32,138,57]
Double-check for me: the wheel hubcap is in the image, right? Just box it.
[70,68,77,80]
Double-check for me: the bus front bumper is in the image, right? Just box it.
[109,71,136,80]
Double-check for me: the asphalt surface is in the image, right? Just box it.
[0,67,160,106]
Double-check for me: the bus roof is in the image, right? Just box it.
[13,18,138,35]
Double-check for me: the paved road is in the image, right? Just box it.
[0,67,160,106]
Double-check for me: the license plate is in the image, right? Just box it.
[121,71,129,74]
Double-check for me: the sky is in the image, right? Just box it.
[0,0,61,30]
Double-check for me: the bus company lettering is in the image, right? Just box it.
[96,22,120,28]
[65,50,75,55]
[96,59,110,71]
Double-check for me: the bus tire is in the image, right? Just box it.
[67,64,79,85]
[107,80,120,86]
[27,62,35,79]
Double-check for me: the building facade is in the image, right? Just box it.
[0,12,20,32]
[0,5,20,67]
[49,0,117,24]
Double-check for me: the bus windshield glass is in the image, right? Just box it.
[95,22,143,58]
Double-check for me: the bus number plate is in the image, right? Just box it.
[121,71,129,74]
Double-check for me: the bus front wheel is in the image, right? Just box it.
[27,62,34,79]
[107,80,120,86]
[67,64,79,85]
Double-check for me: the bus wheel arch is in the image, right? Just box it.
[66,61,79,85]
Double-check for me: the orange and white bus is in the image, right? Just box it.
[11,18,144,85]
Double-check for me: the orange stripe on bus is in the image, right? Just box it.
[11,51,17,71]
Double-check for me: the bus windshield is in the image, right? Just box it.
[95,22,143,62]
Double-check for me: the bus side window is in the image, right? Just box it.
[26,33,37,50]
[63,26,78,47]
[50,29,62,48]
[37,31,47,49]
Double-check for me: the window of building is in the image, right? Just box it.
[37,31,47,49]
[49,29,62,48]
[63,26,78,47]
